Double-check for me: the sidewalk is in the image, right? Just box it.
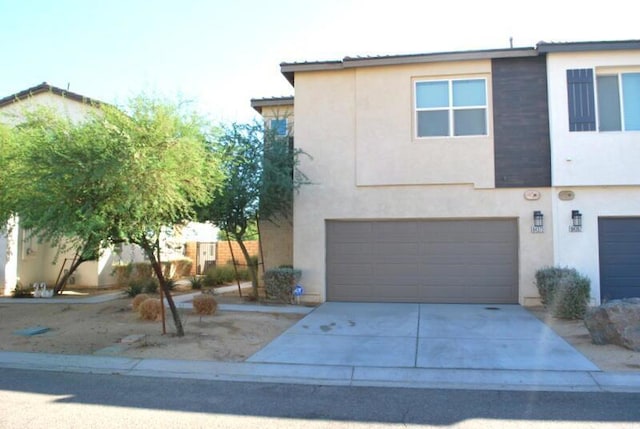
[1,288,640,392]
[1,349,640,392]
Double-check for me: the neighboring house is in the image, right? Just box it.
[0,83,120,295]
[250,97,295,272]
[253,39,640,305]
[0,83,185,294]
[540,40,640,302]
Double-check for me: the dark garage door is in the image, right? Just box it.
[326,219,518,303]
[599,217,640,301]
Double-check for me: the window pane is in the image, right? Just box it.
[270,119,287,136]
[622,73,640,130]
[416,81,449,108]
[453,79,486,107]
[453,109,486,136]
[597,75,622,131]
[417,110,449,137]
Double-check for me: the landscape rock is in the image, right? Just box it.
[584,298,640,351]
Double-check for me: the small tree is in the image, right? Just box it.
[199,121,308,298]
[9,98,219,336]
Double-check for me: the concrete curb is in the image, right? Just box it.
[1,351,640,392]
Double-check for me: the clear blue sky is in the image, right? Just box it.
[1,0,638,123]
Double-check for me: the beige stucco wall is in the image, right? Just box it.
[259,216,293,271]
[0,92,98,125]
[258,103,295,272]
[352,61,494,188]
[1,92,106,291]
[292,65,553,305]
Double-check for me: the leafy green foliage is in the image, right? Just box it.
[11,283,33,298]
[264,267,302,303]
[6,96,221,336]
[535,267,591,319]
[198,120,309,298]
[189,276,204,290]
[202,263,250,287]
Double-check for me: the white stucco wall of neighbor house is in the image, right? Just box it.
[546,49,640,304]
[546,50,640,187]
[552,186,640,305]
[292,67,553,305]
[0,91,102,292]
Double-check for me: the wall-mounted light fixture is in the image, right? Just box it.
[531,211,544,233]
[534,211,544,227]
[570,210,582,232]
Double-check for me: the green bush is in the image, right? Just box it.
[202,263,251,287]
[125,282,144,297]
[264,267,302,303]
[126,278,159,296]
[190,276,204,290]
[535,266,590,319]
[11,283,33,298]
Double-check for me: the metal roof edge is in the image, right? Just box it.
[537,39,640,53]
[250,96,295,114]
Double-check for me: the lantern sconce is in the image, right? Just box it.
[570,210,582,232]
[531,211,544,233]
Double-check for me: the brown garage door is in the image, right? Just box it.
[326,219,518,303]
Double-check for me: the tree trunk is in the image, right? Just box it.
[53,255,87,294]
[141,239,185,337]
[235,237,259,299]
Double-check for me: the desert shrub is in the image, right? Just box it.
[11,283,33,298]
[138,298,162,321]
[264,267,302,303]
[131,293,151,311]
[142,278,159,294]
[125,282,144,297]
[535,266,590,319]
[203,264,236,286]
[190,276,204,290]
[193,294,218,315]
[126,277,159,296]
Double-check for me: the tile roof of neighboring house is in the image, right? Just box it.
[0,82,105,108]
[250,96,294,114]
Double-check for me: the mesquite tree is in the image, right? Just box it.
[7,98,219,336]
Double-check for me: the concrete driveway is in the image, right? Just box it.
[248,303,599,371]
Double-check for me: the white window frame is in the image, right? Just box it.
[595,71,640,132]
[414,77,488,139]
[269,118,288,136]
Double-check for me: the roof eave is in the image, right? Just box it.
[250,96,295,114]
[279,48,537,85]
[537,40,640,53]
[0,82,105,109]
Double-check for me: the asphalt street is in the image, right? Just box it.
[1,368,638,428]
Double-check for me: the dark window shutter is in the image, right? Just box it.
[567,69,596,132]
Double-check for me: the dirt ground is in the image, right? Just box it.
[0,291,638,371]
[0,291,303,362]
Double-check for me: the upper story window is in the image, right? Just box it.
[567,68,640,132]
[270,118,288,136]
[597,73,640,131]
[415,78,487,138]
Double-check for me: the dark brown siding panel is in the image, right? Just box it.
[492,56,551,188]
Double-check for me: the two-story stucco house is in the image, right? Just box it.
[253,39,640,306]
[540,40,640,303]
